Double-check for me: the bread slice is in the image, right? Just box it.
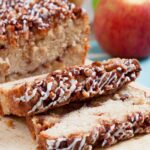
[0,0,89,83]
[0,58,141,116]
[26,83,150,150]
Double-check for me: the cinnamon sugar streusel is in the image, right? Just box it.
[0,58,140,116]
[26,84,150,150]
[0,0,85,35]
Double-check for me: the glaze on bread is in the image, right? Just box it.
[0,58,141,116]
[26,84,150,150]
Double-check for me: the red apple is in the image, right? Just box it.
[94,0,150,58]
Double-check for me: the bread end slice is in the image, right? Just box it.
[0,88,10,115]
[0,74,47,116]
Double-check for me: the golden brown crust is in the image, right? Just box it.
[26,117,37,139]
[0,102,3,115]
[8,84,32,116]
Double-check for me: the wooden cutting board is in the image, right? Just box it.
[0,117,36,150]
[0,60,150,150]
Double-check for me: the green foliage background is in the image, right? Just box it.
[93,0,100,10]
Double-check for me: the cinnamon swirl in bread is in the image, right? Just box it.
[26,84,150,150]
[0,0,89,83]
[0,58,141,116]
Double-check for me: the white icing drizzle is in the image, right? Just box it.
[55,138,67,149]
[29,79,78,114]
[114,122,133,139]
[47,140,56,150]
[87,146,92,150]
[90,127,99,144]
[47,137,86,150]
[116,74,125,87]
[0,0,83,35]
[117,67,122,71]
[15,87,37,102]
[98,72,112,91]
[23,20,28,32]
[45,112,150,150]
[101,112,145,147]
[131,73,136,79]
[14,59,140,114]
[78,137,86,150]
[65,138,81,150]
[97,73,107,91]
[30,82,53,111]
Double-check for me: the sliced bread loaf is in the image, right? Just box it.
[0,58,140,116]
[27,83,150,150]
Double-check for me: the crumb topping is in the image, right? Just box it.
[14,59,141,115]
[0,0,84,35]
[45,112,150,149]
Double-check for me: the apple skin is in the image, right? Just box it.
[94,0,150,58]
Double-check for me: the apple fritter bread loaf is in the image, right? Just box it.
[26,84,150,150]
[0,58,141,116]
[0,0,89,83]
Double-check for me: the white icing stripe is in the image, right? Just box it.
[47,137,84,150]
[46,140,55,150]
[15,87,37,102]
[106,73,117,85]
[101,113,144,147]
[14,59,139,115]
[97,73,106,89]
[0,0,81,34]
[29,79,78,114]
[65,138,81,150]
[46,113,149,149]
[55,138,67,149]
[116,74,125,87]
[99,72,112,90]
[78,137,86,150]
[91,128,99,145]
[29,82,53,113]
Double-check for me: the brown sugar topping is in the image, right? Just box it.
[45,112,150,149]
[0,0,84,35]
[14,59,141,115]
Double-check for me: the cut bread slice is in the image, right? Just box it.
[26,83,150,150]
[0,0,89,83]
[0,58,141,116]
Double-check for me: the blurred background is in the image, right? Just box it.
[71,0,150,87]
